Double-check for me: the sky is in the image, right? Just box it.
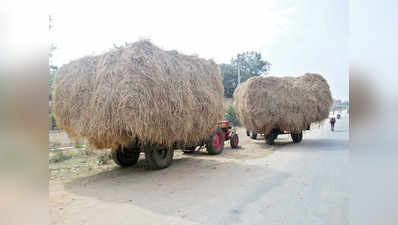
[50,0,349,101]
[350,0,398,103]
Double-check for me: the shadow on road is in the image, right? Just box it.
[63,155,290,225]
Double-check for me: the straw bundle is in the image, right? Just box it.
[233,73,332,134]
[53,41,224,149]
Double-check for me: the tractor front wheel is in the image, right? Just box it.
[251,132,258,140]
[112,145,140,168]
[246,130,251,136]
[230,133,239,148]
[145,146,174,170]
[206,128,224,155]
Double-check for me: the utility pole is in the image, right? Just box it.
[237,62,241,85]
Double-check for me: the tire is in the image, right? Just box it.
[246,130,251,136]
[265,135,275,145]
[291,131,303,143]
[250,132,257,140]
[230,133,239,148]
[111,145,140,168]
[144,146,174,170]
[183,146,196,154]
[265,132,278,145]
[206,128,225,155]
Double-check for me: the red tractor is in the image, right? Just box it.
[218,121,239,148]
[183,120,239,154]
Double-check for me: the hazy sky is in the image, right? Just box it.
[50,0,348,100]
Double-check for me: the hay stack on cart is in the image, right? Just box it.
[234,73,332,144]
[53,40,224,169]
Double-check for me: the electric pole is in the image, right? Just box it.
[237,62,241,85]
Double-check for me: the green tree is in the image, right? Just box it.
[221,51,271,97]
[220,63,237,98]
[49,15,58,130]
[232,51,271,81]
[224,105,241,126]
[49,15,57,100]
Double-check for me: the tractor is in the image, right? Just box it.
[111,121,239,170]
[183,120,239,153]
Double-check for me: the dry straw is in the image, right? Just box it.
[53,40,224,149]
[233,73,333,135]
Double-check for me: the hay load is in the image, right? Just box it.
[233,73,332,135]
[53,40,224,149]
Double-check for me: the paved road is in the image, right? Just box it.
[50,117,349,225]
[228,118,349,225]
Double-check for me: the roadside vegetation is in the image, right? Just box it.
[49,146,115,180]
[225,105,241,126]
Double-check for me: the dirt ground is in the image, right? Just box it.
[49,127,275,224]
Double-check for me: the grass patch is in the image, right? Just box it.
[80,147,95,156]
[74,141,85,149]
[96,152,112,165]
[49,151,73,164]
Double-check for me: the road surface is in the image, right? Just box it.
[50,117,349,225]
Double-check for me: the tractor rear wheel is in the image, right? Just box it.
[112,145,140,168]
[251,132,257,140]
[291,131,303,143]
[230,133,239,148]
[145,146,174,170]
[206,128,224,155]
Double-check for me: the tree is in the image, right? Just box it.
[49,15,58,130]
[49,15,57,100]
[220,63,237,98]
[221,51,271,97]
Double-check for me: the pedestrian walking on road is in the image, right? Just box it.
[330,117,336,131]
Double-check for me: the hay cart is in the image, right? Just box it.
[112,121,239,170]
[246,125,310,145]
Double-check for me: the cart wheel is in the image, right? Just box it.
[246,130,251,136]
[251,132,257,140]
[145,146,174,170]
[266,133,278,145]
[265,135,275,145]
[183,146,196,154]
[291,131,303,143]
[206,128,224,155]
[230,133,239,148]
[112,145,140,168]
